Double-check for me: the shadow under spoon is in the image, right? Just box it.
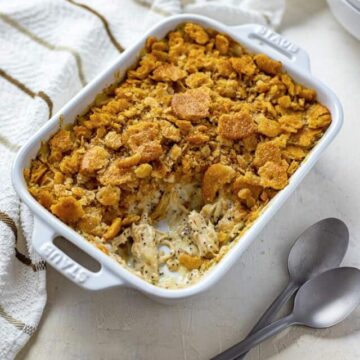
[212,218,349,360]
[212,267,360,359]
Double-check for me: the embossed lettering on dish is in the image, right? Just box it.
[41,243,90,284]
[258,27,299,53]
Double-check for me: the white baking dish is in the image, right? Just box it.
[11,15,343,303]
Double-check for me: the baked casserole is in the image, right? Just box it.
[25,23,331,288]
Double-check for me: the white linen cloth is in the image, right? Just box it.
[0,0,285,358]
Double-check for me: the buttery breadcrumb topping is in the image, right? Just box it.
[25,23,331,288]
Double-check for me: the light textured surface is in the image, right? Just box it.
[17,0,360,359]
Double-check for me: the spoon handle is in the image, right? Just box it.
[211,314,296,360]
[249,281,298,333]
[234,281,298,360]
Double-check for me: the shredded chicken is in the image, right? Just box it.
[187,211,219,258]
[131,224,159,283]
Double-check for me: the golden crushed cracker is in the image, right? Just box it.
[215,79,238,98]
[26,23,330,289]
[104,218,122,240]
[254,53,282,75]
[171,88,211,121]
[202,163,235,202]
[35,189,54,209]
[258,161,288,190]
[179,253,203,270]
[49,129,73,153]
[98,159,134,186]
[152,63,187,82]
[184,23,209,44]
[283,146,306,160]
[30,160,48,184]
[237,188,256,208]
[231,55,257,76]
[60,150,83,175]
[96,185,121,206]
[289,128,322,148]
[123,121,163,162]
[135,163,153,178]
[215,34,230,54]
[50,196,84,223]
[185,72,213,88]
[218,111,257,140]
[307,104,331,129]
[253,142,282,168]
[80,146,109,175]
[279,113,304,133]
[104,131,122,150]
[257,115,281,137]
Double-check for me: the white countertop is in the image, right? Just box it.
[17,1,360,359]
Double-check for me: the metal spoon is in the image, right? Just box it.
[212,267,360,360]
[212,218,349,360]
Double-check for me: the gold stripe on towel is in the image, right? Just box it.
[0,134,20,152]
[0,304,36,335]
[0,68,53,118]
[0,210,17,237]
[0,12,86,86]
[66,0,124,53]
[37,91,54,118]
[15,248,47,272]
[0,211,46,272]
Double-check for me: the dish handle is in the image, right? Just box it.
[32,217,125,290]
[230,24,311,72]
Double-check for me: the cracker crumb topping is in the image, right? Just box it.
[26,23,331,288]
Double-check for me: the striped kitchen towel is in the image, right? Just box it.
[0,0,285,358]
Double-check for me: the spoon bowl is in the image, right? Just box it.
[294,267,360,328]
[288,218,349,284]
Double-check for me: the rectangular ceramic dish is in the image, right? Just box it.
[12,15,343,303]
